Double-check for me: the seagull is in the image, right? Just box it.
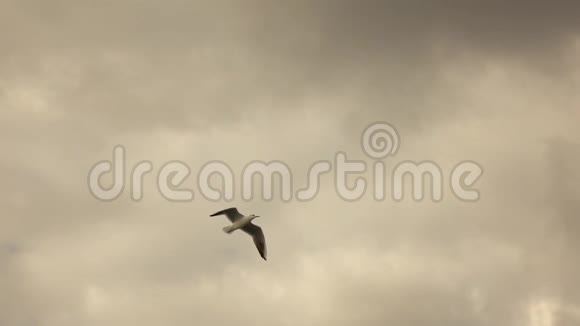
[210,207,267,261]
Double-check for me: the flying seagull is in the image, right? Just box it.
[210,207,267,261]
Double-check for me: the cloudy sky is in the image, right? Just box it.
[1,1,579,325]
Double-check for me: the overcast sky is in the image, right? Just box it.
[1,1,579,325]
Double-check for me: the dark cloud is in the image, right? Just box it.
[2,0,579,133]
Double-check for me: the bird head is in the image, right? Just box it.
[249,214,260,219]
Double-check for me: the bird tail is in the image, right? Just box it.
[222,225,235,234]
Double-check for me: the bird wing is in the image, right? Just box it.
[209,207,243,222]
[241,223,267,261]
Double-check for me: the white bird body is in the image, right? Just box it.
[222,215,256,234]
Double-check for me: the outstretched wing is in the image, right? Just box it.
[241,223,267,261]
[209,207,243,222]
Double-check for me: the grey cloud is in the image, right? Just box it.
[2,1,579,133]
